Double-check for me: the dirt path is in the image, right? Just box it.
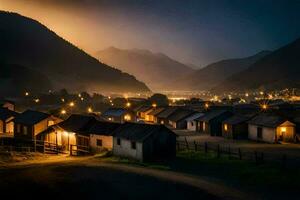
[0,156,251,200]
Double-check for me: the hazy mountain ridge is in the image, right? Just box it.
[213,37,300,92]
[172,50,271,91]
[96,47,195,91]
[0,11,149,93]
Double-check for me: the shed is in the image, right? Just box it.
[155,107,178,125]
[102,108,135,123]
[167,109,196,129]
[222,114,253,139]
[113,123,176,162]
[185,112,204,131]
[0,107,19,137]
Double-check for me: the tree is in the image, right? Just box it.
[148,93,168,106]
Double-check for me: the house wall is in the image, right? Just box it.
[90,134,113,152]
[113,137,143,161]
[222,123,248,139]
[248,124,276,143]
[0,120,3,133]
[198,121,210,134]
[187,120,197,131]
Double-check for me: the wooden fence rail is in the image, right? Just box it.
[176,138,298,168]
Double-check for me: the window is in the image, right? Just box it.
[117,138,121,145]
[96,139,103,146]
[131,141,136,149]
[48,120,54,127]
[257,127,263,139]
[23,126,28,135]
[202,122,206,131]
[224,124,228,131]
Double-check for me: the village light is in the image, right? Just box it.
[205,103,209,109]
[224,124,228,131]
[87,107,93,113]
[260,91,264,95]
[124,114,131,121]
[25,92,29,96]
[281,127,287,132]
[78,94,81,98]
[69,102,75,107]
[34,98,40,103]
[126,102,131,107]
[261,104,268,110]
[152,103,157,108]
[80,97,84,101]
[245,93,249,97]
[61,109,66,115]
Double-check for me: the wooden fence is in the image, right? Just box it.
[176,137,299,168]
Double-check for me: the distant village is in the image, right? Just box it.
[1,88,300,162]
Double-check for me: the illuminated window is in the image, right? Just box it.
[131,141,136,149]
[48,120,54,127]
[224,124,228,131]
[124,114,131,121]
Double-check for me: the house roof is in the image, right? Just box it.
[185,112,204,122]
[14,110,51,125]
[113,122,175,142]
[156,107,178,118]
[0,108,18,121]
[138,106,153,113]
[85,120,121,136]
[248,113,291,128]
[195,110,230,122]
[147,107,165,116]
[223,114,251,125]
[168,109,196,122]
[57,114,96,133]
[102,108,127,117]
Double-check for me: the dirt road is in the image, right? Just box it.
[0,156,249,200]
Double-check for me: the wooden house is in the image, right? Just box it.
[0,108,19,137]
[248,113,296,143]
[222,114,252,139]
[167,109,196,129]
[14,110,62,141]
[102,108,135,123]
[38,114,121,152]
[155,107,178,125]
[196,110,233,136]
[185,112,204,131]
[146,107,165,123]
[113,123,176,162]
[134,105,153,120]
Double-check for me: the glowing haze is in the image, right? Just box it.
[0,0,300,66]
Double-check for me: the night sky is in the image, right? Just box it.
[1,0,300,66]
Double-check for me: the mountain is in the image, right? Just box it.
[0,63,52,97]
[213,38,300,92]
[172,51,271,91]
[95,47,195,91]
[0,11,149,93]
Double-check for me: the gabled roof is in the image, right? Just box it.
[14,110,51,125]
[57,114,96,133]
[137,106,153,113]
[102,108,127,117]
[195,110,230,122]
[156,107,178,118]
[85,120,121,136]
[185,112,204,122]
[223,114,252,125]
[168,109,196,122]
[248,113,292,128]
[113,122,175,142]
[0,108,18,121]
[147,107,165,116]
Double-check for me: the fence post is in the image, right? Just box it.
[228,145,231,159]
[194,141,197,151]
[70,145,73,156]
[185,137,189,150]
[238,148,242,160]
[217,144,220,158]
[205,142,208,154]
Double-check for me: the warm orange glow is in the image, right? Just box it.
[34,98,40,103]
[224,124,228,131]
[69,102,75,107]
[87,107,93,113]
[61,109,66,115]
[25,92,29,96]
[126,102,131,107]
[204,103,209,109]
[61,98,65,102]
[152,103,157,108]
[261,104,268,110]
[124,114,131,121]
[281,127,286,132]
[245,93,249,97]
